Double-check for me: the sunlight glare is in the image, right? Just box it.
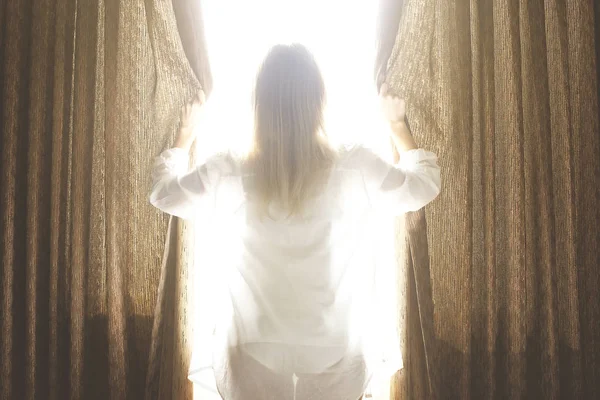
[196,0,389,157]
[190,2,400,399]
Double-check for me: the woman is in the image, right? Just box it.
[150,44,440,400]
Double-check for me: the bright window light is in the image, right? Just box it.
[195,0,390,158]
[191,2,400,399]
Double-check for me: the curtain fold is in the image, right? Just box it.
[380,0,600,399]
[375,1,437,399]
[1,0,204,399]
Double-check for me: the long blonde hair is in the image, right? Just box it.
[247,44,336,215]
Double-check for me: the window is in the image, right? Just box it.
[190,2,400,399]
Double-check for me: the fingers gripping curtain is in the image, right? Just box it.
[146,1,211,399]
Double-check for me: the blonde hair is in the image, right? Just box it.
[247,44,336,215]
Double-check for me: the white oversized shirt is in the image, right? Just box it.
[150,145,440,400]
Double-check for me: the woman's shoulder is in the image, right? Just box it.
[203,150,243,177]
[335,143,380,169]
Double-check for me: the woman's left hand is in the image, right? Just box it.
[174,90,206,151]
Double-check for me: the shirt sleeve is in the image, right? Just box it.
[149,148,210,219]
[358,147,441,214]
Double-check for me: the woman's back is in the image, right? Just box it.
[150,143,440,398]
[214,145,389,348]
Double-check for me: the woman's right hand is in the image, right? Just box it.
[379,83,406,124]
[174,90,206,151]
[379,83,418,152]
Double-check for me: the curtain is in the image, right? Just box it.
[378,0,600,399]
[376,1,436,399]
[0,0,205,399]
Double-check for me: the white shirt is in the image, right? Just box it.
[150,145,440,399]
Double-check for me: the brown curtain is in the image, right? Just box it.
[378,0,600,399]
[0,0,206,399]
[376,1,436,399]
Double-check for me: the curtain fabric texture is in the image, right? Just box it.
[0,0,205,399]
[375,2,436,399]
[379,1,600,399]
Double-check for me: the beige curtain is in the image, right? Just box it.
[0,0,205,399]
[379,0,600,399]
